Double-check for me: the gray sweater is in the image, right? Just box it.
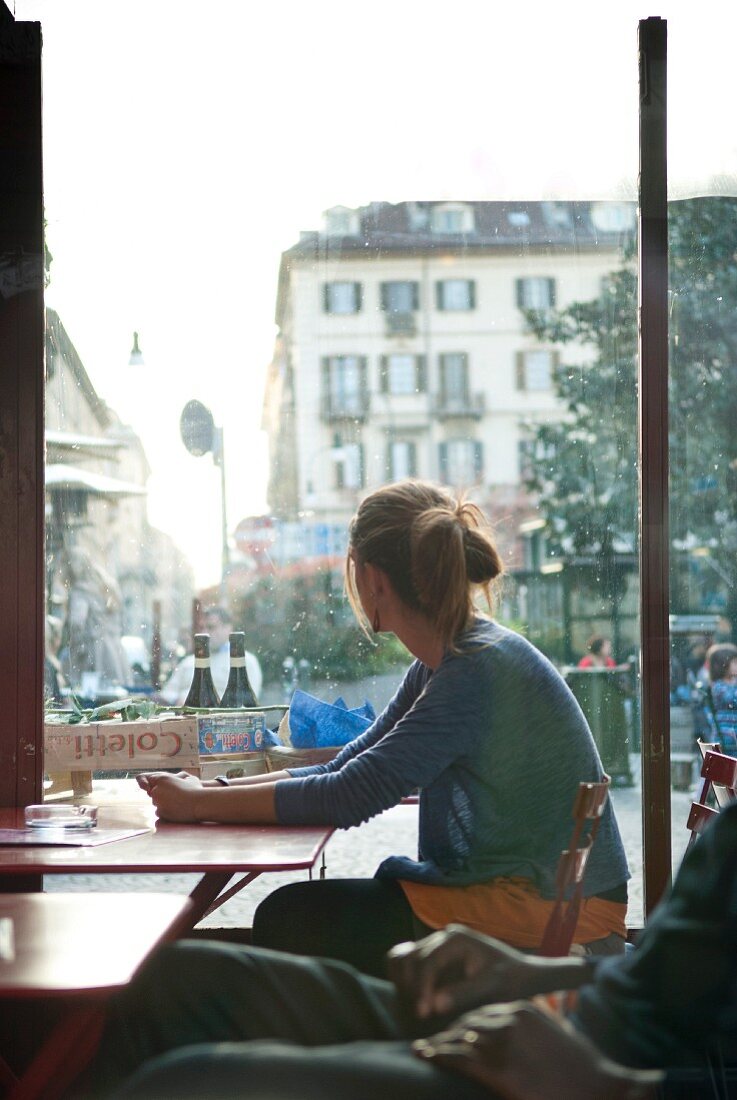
[275,618,629,898]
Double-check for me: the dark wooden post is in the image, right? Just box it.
[0,5,44,810]
[638,16,672,913]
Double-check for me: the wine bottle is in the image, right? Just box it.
[220,632,258,708]
[184,633,221,708]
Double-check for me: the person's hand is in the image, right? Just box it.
[387,926,544,1021]
[136,771,201,793]
[140,774,204,823]
[412,1001,662,1100]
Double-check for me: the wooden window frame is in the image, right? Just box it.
[1,8,674,919]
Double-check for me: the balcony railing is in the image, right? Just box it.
[320,394,370,422]
[385,312,417,337]
[432,392,485,419]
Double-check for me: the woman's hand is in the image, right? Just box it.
[137,772,279,825]
[136,771,201,793]
[388,925,581,1021]
[412,1001,662,1100]
[138,773,205,823]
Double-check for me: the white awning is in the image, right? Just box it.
[45,464,147,497]
[46,430,122,452]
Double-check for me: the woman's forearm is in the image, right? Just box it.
[202,770,291,788]
[192,782,279,823]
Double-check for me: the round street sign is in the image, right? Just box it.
[180,400,214,457]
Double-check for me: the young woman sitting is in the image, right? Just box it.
[138,480,629,975]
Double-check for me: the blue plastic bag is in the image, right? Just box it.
[288,690,376,749]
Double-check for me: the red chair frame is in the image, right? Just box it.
[539,775,611,958]
[686,745,737,851]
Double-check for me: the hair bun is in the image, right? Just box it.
[463,526,502,584]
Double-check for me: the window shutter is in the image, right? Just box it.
[468,281,476,309]
[360,357,369,411]
[548,278,556,308]
[380,282,388,311]
[411,282,420,311]
[460,353,470,399]
[435,282,445,311]
[323,284,331,313]
[415,355,427,392]
[473,441,484,482]
[438,442,448,483]
[358,443,365,489]
[515,279,525,309]
[379,355,389,394]
[354,283,363,312]
[408,441,418,478]
[439,354,447,400]
[335,431,344,489]
[321,357,331,412]
[515,352,526,391]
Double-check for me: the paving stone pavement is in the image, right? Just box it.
[45,754,696,931]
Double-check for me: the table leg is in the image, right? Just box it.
[7,1002,106,1100]
[186,872,236,926]
[201,872,262,918]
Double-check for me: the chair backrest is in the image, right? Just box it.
[697,743,737,806]
[687,745,737,850]
[538,775,611,958]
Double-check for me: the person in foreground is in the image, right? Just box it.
[139,480,628,973]
[80,799,737,1099]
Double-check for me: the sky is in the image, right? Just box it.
[12,0,737,587]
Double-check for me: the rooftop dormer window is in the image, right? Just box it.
[431,203,475,235]
[590,202,636,233]
[324,206,360,238]
[507,210,531,228]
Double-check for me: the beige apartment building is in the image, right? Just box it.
[264,200,634,564]
[45,309,194,690]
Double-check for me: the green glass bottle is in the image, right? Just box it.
[184,634,220,708]
[220,632,258,708]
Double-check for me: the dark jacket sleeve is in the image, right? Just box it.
[573,800,737,1069]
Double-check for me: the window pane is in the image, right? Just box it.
[30,0,647,926]
[523,350,553,391]
[325,282,359,314]
[387,354,416,395]
[439,279,473,310]
[383,282,416,313]
[441,354,468,401]
[518,277,555,311]
[667,13,737,884]
[390,441,413,481]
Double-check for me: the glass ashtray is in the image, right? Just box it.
[24,805,98,829]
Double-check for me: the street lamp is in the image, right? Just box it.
[128,332,144,366]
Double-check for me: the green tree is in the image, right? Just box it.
[525,197,737,614]
[232,565,409,685]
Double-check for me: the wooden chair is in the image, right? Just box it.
[697,740,737,808]
[686,745,737,850]
[539,775,611,957]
